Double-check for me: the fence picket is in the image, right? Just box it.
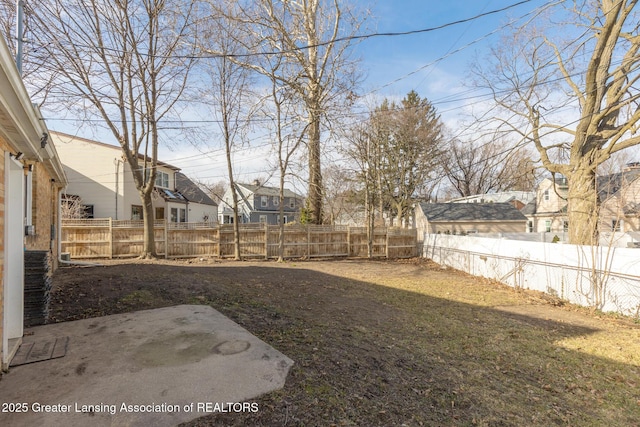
[61,219,417,260]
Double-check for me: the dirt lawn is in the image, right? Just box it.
[50,258,640,426]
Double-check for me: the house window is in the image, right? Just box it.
[563,221,569,232]
[155,171,169,188]
[83,205,95,219]
[527,221,533,233]
[543,189,550,201]
[273,196,279,206]
[261,196,268,208]
[612,219,621,232]
[259,215,267,223]
[155,207,165,220]
[170,207,187,223]
[289,198,295,208]
[131,205,143,220]
[144,168,169,188]
[545,220,551,233]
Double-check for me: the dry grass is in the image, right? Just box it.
[51,258,640,426]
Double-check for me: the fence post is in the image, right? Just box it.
[109,217,113,259]
[264,223,269,259]
[347,226,351,257]
[164,220,169,259]
[385,227,389,259]
[216,224,221,258]
[307,225,311,258]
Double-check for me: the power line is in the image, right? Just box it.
[43,0,538,61]
[363,0,559,96]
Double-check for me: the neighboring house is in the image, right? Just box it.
[0,35,67,369]
[175,172,218,223]
[522,176,569,233]
[597,163,640,233]
[220,181,303,225]
[51,132,217,223]
[415,202,527,238]
[524,165,640,234]
[449,191,535,211]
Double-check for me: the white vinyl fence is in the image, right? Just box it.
[423,234,640,318]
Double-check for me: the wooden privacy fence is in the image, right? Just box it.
[61,219,418,260]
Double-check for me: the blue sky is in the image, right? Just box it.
[356,0,546,103]
[49,0,550,186]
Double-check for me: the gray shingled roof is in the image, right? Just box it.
[597,167,640,199]
[175,172,217,206]
[236,183,303,199]
[419,202,527,222]
[519,199,537,216]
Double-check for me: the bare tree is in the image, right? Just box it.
[199,7,254,260]
[60,194,87,219]
[442,138,539,198]
[262,58,307,261]
[28,0,197,258]
[212,0,364,225]
[476,0,640,245]
[0,1,58,100]
[322,163,358,225]
[343,120,380,256]
[200,180,227,205]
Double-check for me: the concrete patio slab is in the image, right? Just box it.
[0,305,294,427]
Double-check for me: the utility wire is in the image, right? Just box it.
[43,0,537,60]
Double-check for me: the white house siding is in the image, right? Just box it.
[121,158,180,220]
[52,132,125,219]
[187,202,216,223]
[53,132,214,222]
[533,216,566,234]
[536,178,568,213]
[600,177,640,232]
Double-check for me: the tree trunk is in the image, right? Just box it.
[278,176,286,262]
[307,115,323,225]
[365,179,373,259]
[229,181,242,261]
[140,190,156,259]
[567,166,599,245]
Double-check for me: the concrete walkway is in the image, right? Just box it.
[0,305,294,427]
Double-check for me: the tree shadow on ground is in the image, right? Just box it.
[51,261,640,426]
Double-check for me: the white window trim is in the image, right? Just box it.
[155,171,169,189]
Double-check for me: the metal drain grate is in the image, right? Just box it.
[10,337,69,367]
